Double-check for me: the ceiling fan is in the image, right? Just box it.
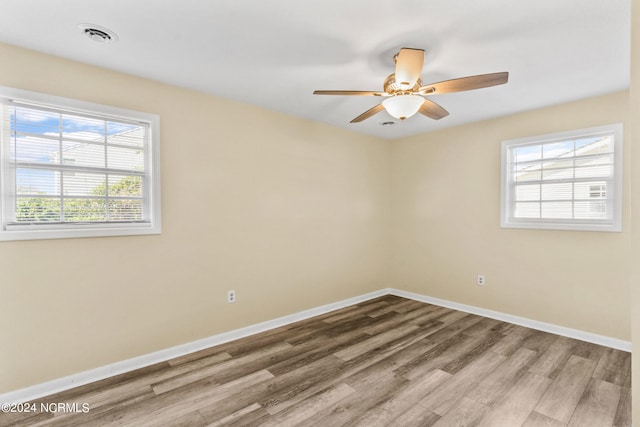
[313,48,509,123]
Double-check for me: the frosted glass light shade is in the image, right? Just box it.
[382,95,425,120]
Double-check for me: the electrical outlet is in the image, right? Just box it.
[477,275,485,286]
[227,290,236,303]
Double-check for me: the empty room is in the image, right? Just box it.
[0,1,638,426]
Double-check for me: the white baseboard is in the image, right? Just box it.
[1,287,630,404]
[388,288,632,352]
[0,289,389,405]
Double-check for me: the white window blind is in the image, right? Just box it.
[501,124,622,232]
[0,86,161,240]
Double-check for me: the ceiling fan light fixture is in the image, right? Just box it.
[313,47,508,124]
[382,94,424,120]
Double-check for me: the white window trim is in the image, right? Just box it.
[0,86,161,241]
[500,123,623,232]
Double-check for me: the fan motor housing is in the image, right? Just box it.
[384,74,422,94]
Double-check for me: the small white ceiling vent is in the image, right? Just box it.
[78,24,118,43]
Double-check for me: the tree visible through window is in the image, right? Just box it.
[0,86,160,240]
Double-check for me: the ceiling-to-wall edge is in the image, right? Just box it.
[388,90,631,341]
[0,40,392,394]
[0,39,632,396]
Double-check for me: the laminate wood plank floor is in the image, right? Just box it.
[2,295,631,426]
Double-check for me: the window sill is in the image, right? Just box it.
[0,223,161,241]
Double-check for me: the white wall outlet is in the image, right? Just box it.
[477,275,485,286]
[227,290,236,303]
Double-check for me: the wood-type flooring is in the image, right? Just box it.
[2,295,632,426]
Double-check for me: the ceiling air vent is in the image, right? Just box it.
[78,24,118,43]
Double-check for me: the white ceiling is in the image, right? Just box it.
[0,0,630,139]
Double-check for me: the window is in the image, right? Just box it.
[0,86,161,240]
[501,124,622,232]
[589,184,606,214]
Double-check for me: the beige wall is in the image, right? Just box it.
[390,91,631,341]
[0,43,390,393]
[0,40,634,402]
[630,0,639,422]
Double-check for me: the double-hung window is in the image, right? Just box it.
[501,124,623,232]
[0,86,161,240]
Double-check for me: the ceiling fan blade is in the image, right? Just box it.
[419,99,449,120]
[350,104,385,123]
[420,72,509,94]
[313,90,386,96]
[395,48,424,90]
